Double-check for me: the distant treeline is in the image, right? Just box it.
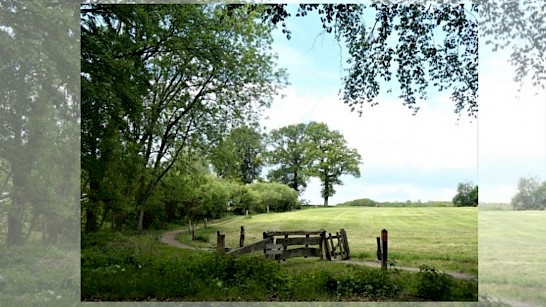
[336,198,453,208]
[478,203,513,211]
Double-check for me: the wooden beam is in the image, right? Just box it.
[227,237,273,255]
[265,230,324,236]
[275,236,322,246]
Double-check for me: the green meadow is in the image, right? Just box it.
[182,206,478,276]
[479,210,546,305]
[80,206,479,301]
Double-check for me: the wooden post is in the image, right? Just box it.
[304,233,309,258]
[381,229,388,270]
[283,234,288,261]
[204,218,207,228]
[191,222,195,240]
[336,231,341,258]
[340,229,350,260]
[239,226,245,247]
[321,230,331,261]
[376,237,382,260]
[329,233,335,259]
[217,231,225,252]
[263,232,269,259]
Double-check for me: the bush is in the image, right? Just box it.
[416,265,455,300]
[247,182,299,212]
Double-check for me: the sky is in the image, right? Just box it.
[260,7,545,205]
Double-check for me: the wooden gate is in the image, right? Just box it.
[223,228,350,261]
[325,229,350,260]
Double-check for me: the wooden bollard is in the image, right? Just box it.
[217,231,225,252]
[376,237,382,260]
[239,226,245,247]
[381,229,388,270]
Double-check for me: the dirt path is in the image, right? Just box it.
[160,229,201,250]
[339,259,477,280]
[160,228,477,281]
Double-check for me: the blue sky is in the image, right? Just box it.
[262,7,479,205]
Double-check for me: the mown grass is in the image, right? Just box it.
[81,230,477,301]
[182,207,477,276]
[479,210,546,306]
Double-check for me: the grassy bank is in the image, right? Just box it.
[479,210,546,305]
[181,207,478,275]
[81,230,477,301]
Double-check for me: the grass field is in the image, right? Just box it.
[181,207,478,276]
[479,210,546,305]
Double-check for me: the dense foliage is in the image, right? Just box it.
[511,177,546,210]
[81,4,287,232]
[452,182,478,207]
[267,122,362,205]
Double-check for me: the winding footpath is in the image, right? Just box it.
[159,228,477,281]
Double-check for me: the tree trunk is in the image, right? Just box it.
[85,177,101,233]
[6,209,24,246]
[324,196,329,207]
[138,205,145,233]
[6,163,26,246]
[85,207,98,233]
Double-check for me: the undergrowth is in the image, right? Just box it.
[81,230,477,301]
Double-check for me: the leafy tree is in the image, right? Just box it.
[81,4,286,232]
[452,182,478,207]
[511,177,546,210]
[229,3,478,117]
[306,122,362,206]
[0,0,79,246]
[210,125,265,184]
[266,123,312,194]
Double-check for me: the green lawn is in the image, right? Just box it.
[183,207,478,276]
[479,210,546,305]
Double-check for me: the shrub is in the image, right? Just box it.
[247,182,299,212]
[416,265,455,300]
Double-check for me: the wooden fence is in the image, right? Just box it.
[223,228,351,261]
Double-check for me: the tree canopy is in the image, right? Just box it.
[452,182,478,207]
[511,177,546,210]
[266,123,312,194]
[81,4,286,232]
[305,122,362,206]
[244,3,478,117]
